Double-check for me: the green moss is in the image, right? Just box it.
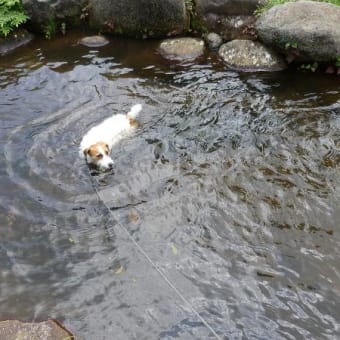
[191,15,207,33]
[114,26,123,35]
[335,55,340,67]
[300,62,319,72]
[319,0,340,4]
[43,17,56,39]
[185,0,207,33]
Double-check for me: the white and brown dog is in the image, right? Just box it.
[80,104,142,170]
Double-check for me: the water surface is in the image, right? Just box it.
[0,31,339,339]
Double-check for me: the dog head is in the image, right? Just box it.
[83,142,114,171]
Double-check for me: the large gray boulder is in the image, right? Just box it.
[218,39,286,71]
[194,0,263,40]
[256,1,340,62]
[22,0,87,34]
[89,0,189,38]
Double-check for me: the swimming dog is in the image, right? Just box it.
[80,104,142,170]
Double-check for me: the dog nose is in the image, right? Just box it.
[108,162,114,169]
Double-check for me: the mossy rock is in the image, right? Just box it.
[88,0,189,38]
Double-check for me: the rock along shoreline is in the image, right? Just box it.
[2,0,340,70]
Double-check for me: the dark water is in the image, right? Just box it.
[0,31,339,339]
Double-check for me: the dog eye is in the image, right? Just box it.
[96,154,103,159]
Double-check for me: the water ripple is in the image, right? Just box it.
[0,33,339,339]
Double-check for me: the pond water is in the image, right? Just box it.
[0,31,339,339]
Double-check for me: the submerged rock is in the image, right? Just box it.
[218,39,286,71]
[0,29,33,56]
[80,35,109,47]
[159,37,205,61]
[89,0,188,38]
[256,1,340,62]
[0,319,74,340]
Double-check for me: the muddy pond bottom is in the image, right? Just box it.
[0,31,339,339]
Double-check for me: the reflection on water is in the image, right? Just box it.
[0,31,339,339]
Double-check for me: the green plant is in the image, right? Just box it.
[185,0,207,33]
[322,0,340,5]
[285,42,298,50]
[44,18,56,39]
[0,0,28,37]
[61,22,66,35]
[300,62,319,72]
[335,55,340,67]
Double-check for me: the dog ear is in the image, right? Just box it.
[83,148,90,156]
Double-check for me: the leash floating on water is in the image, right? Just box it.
[86,166,223,340]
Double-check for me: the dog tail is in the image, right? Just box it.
[127,104,142,120]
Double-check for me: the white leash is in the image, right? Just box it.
[87,167,223,340]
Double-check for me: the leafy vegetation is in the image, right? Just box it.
[300,62,319,72]
[285,42,298,50]
[185,0,207,33]
[335,55,340,67]
[43,18,56,40]
[0,0,28,37]
[319,0,340,4]
[256,0,340,16]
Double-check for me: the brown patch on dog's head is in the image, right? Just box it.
[84,141,113,170]
[85,142,110,160]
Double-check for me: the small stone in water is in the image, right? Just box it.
[80,35,109,47]
[205,32,223,50]
[159,37,205,61]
